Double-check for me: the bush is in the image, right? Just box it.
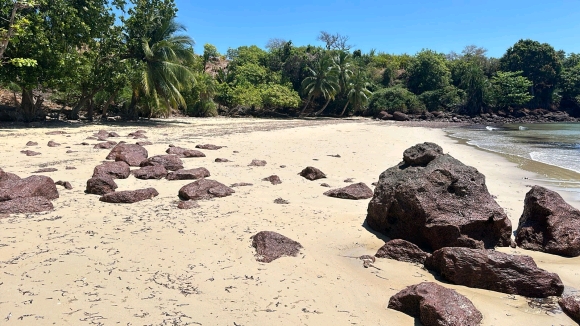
[418,86,463,112]
[186,100,217,117]
[367,87,425,114]
[260,84,300,109]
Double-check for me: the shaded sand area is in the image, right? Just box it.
[0,118,579,325]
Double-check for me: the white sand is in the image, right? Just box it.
[0,118,578,325]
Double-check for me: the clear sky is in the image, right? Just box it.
[173,0,580,58]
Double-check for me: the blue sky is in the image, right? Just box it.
[174,0,580,58]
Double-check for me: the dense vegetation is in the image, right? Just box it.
[1,0,580,122]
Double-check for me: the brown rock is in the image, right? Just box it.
[559,296,580,324]
[108,132,120,137]
[166,167,210,181]
[94,130,110,138]
[196,144,223,150]
[251,231,303,263]
[32,168,58,173]
[106,143,148,166]
[377,111,393,120]
[47,140,60,147]
[132,165,167,180]
[80,142,89,145]
[0,175,59,201]
[424,247,564,298]
[94,141,117,149]
[45,130,66,135]
[274,198,289,204]
[403,142,444,166]
[66,150,77,154]
[21,150,40,156]
[366,144,512,251]
[178,179,235,200]
[375,239,431,264]
[177,200,200,209]
[0,170,21,189]
[140,155,184,171]
[393,111,410,121]
[230,182,253,187]
[262,175,282,185]
[99,188,159,203]
[93,161,131,179]
[166,146,206,158]
[0,196,54,214]
[248,159,267,167]
[299,166,326,180]
[320,183,331,187]
[388,282,483,326]
[215,158,229,162]
[26,141,38,146]
[55,180,73,190]
[323,182,373,200]
[65,166,76,170]
[515,186,580,257]
[136,141,153,146]
[86,175,117,195]
[343,178,354,183]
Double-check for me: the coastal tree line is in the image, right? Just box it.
[1,0,580,122]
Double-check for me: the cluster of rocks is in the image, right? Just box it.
[376,109,579,124]
[0,168,59,214]
[365,142,580,325]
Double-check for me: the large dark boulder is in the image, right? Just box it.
[0,175,59,201]
[196,144,223,150]
[0,169,21,189]
[178,179,235,200]
[515,186,580,257]
[366,143,512,251]
[323,182,373,200]
[388,282,482,326]
[299,166,327,181]
[93,161,130,179]
[166,167,210,181]
[140,155,184,171]
[262,175,282,185]
[86,175,117,195]
[100,188,158,203]
[132,165,167,180]
[106,143,148,166]
[166,146,206,158]
[393,111,410,121]
[559,295,580,324]
[251,231,303,263]
[0,197,54,214]
[375,239,431,264]
[403,142,443,166]
[424,247,564,298]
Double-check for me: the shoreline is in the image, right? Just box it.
[0,118,578,325]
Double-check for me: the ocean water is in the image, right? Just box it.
[446,122,580,201]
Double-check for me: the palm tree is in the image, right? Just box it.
[340,67,372,116]
[333,51,353,93]
[128,18,195,117]
[300,53,339,116]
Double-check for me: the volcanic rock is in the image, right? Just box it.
[274,198,289,204]
[515,186,580,257]
[86,175,117,195]
[166,146,206,158]
[196,144,222,150]
[403,142,444,166]
[46,130,66,135]
[26,141,38,146]
[366,143,512,251]
[94,141,117,149]
[377,111,393,120]
[0,175,59,201]
[230,182,253,187]
[21,150,40,156]
[99,188,158,203]
[132,165,167,180]
[140,155,184,171]
[0,170,21,189]
[323,182,373,200]
[388,282,483,326]
[393,111,410,121]
[559,295,580,324]
[55,180,73,190]
[32,168,58,173]
[166,167,210,181]
[251,231,303,263]
[106,143,148,166]
[136,141,153,146]
[178,179,235,200]
[262,175,282,185]
[320,183,331,187]
[0,196,54,214]
[177,200,200,209]
[93,161,131,179]
[375,239,431,264]
[215,158,229,162]
[47,140,60,147]
[248,159,267,167]
[424,247,564,297]
[299,166,326,180]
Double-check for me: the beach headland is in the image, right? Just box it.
[0,117,578,325]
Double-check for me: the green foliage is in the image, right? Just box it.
[368,86,424,114]
[418,86,463,112]
[342,67,372,115]
[450,58,490,115]
[300,53,340,115]
[559,63,580,108]
[260,84,300,109]
[202,43,219,70]
[500,39,561,108]
[406,50,452,94]
[490,71,533,108]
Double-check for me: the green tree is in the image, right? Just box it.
[406,49,452,94]
[450,59,489,115]
[500,39,561,108]
[340,67,372,116]
[368,86,424,114]
[202,43,219,71]
[490,71,533,108]
[300,53,339,116]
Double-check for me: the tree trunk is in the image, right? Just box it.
[102,90,117,119]
[20,88,35,122]
[87,99,94,121]
[0,3,20,61]
[71,96,90,120]
[313,97,332,116]
[339,100,350,117]
[299,96,312,117]
[128,91,139,120]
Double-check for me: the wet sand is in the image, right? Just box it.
[0,117,578,325]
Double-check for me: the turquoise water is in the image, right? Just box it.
[447,123,580,202]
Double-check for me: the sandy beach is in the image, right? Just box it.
[0,117,579,325]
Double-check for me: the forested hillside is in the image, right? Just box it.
[1,0,579,122]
